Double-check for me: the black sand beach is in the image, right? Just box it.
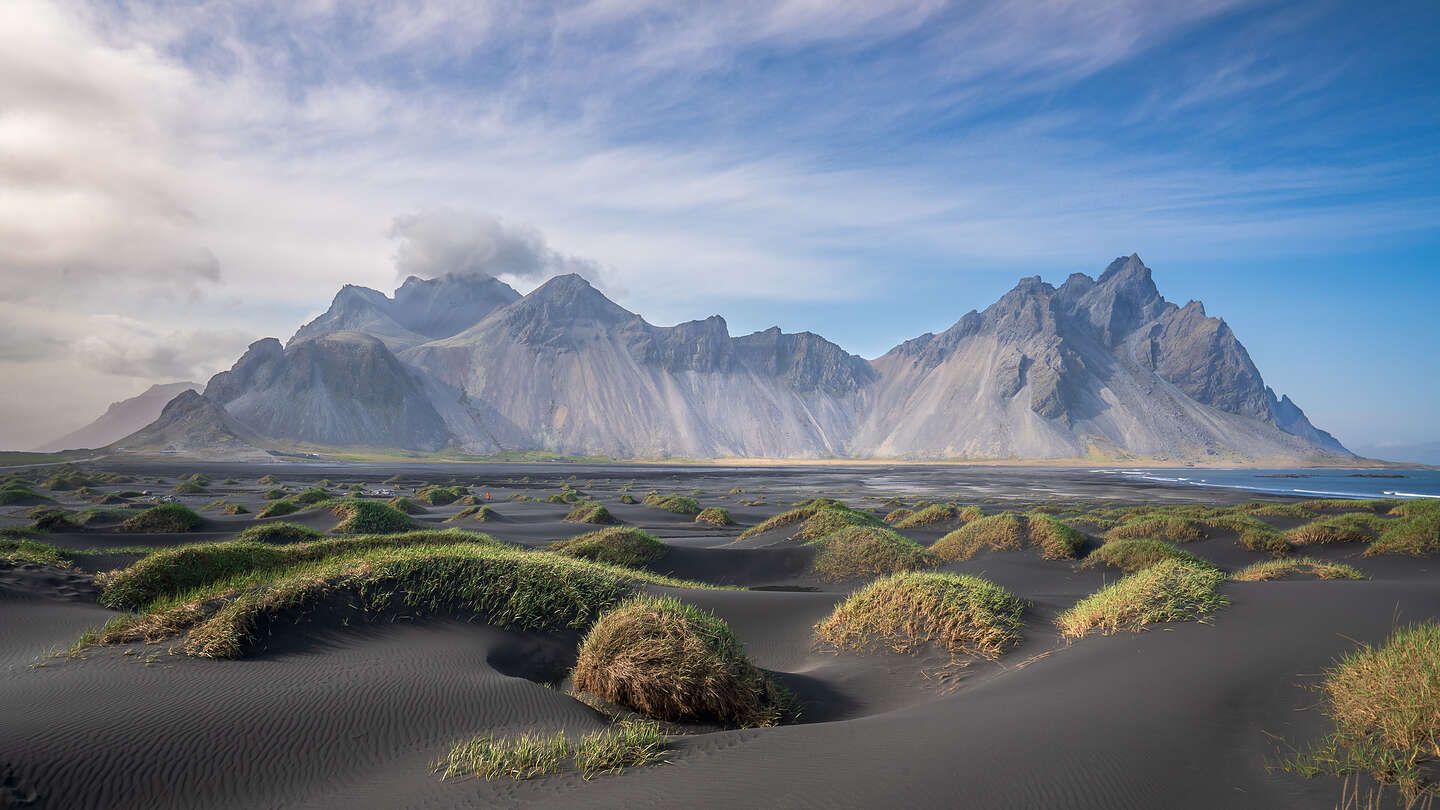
[3,462,1436,809]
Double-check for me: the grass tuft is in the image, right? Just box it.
[694,507,734,527]
[814,571,1024,659]
[932,513,1083,561]
[809,526,937,582]
[1231,557,1367,582]
[643,494,701,515]
[550,528,666,568]
[121,503,203,533]
[1085,538,1204,574]
[1056,559,1225,638]
[1105,515,1206,543]
[257,499,301,518]
[436,721,669,781]
[1280,622,1440,800]
[326,499,417,534]
[573,595,794,727]
[565,502,615,525]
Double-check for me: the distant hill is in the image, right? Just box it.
[121,255,1352,462]
[34,382,202,452]
[1350,441,1440,466]
[109,389,269,460]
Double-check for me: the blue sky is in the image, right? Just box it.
[0,0,1436,453]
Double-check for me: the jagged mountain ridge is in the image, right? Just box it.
[130,256,1349,461]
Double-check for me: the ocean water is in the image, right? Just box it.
[1093,467,1440,500]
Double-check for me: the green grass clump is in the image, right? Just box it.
[643,494,701,515]
[882,508,914,525]
[547,491,581,504]
[0,485,51,505]
[1056,559,1225,639]
[1231,558,1367,582]
[237,522,324,544]
[293,487,331,505]
[29,509,82,532]
[809,526,937,582]
[203,500,248,515]
[1085,538,1204,574]
[891,504,982,529]
[931,513,1083,561]
[1287,513,1389,546]
[565,502,615,525]
[571,721,670,776]
[416,486,467,506]
[121,503,203,533]
[694,507,734,527]
[446,505,499,523]
[1281,622,1440,800]
[41,473,92,491]
[326,499,417,534]
[92,493,128,505]
[618,494,638,505]
[86,538,702,657]
[1,538,71,567]
[257,475,279,485]
[96,529,509,610]
[814,571,1023,659]
[435,721,669,781]
[550,528,666,568]
[573,595,794,727]
[1236,524,1292,556]
[1105,515,1206,543]
[1367,500,1440,557]
[170,481,207,495]
[1025,514,1087,559]
[386,496,426,514]
[262,488,288,500]
[256,499,301,519]
[737,500,879,541]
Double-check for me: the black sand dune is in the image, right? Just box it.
[2,462,1436,809]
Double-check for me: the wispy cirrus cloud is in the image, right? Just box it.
[0,0,1436,448]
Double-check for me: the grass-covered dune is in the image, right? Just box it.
[97,529,512,609]
[1230,558,1367,582]
[549,528,666,568]
[565,502,614,525]
[814,571,1024,659]
[809,526,936,582]
[572,595,794,727]
[889,504,983,530]
[642,494,701,515]
[694,507,734,527]
[737,499,880,542]
[931,512,1084,561]
[1057,559,1226,639]
[1084,538,1205,574]
[121,504,203,533]
[84,539,708,658]
[1283,622,1440,799]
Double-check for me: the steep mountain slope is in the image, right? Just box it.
[854,255,1346,460]
[143,254,1347,462]
[205,333,453,451]
[403,274,874,458]
[290,274,520,351]
[34,382,203,452]
[110,390,269,460]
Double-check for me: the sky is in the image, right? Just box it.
[1,0,1437,455]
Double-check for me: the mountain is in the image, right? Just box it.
[127,256,1351,462]
[204,333,453,451]
[403,274,874,457]
[34,381,202,452]
[290,273,520,351]
[110,390,268,460]
[852,255,1347,460]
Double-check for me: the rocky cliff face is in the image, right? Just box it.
[111,390,268,460]
[853,254,1345,460]
[205,333,452,451]
[155,254,1347,461]
[402,274,872,457]
[290,274,520,351]
[35,381,202,452]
